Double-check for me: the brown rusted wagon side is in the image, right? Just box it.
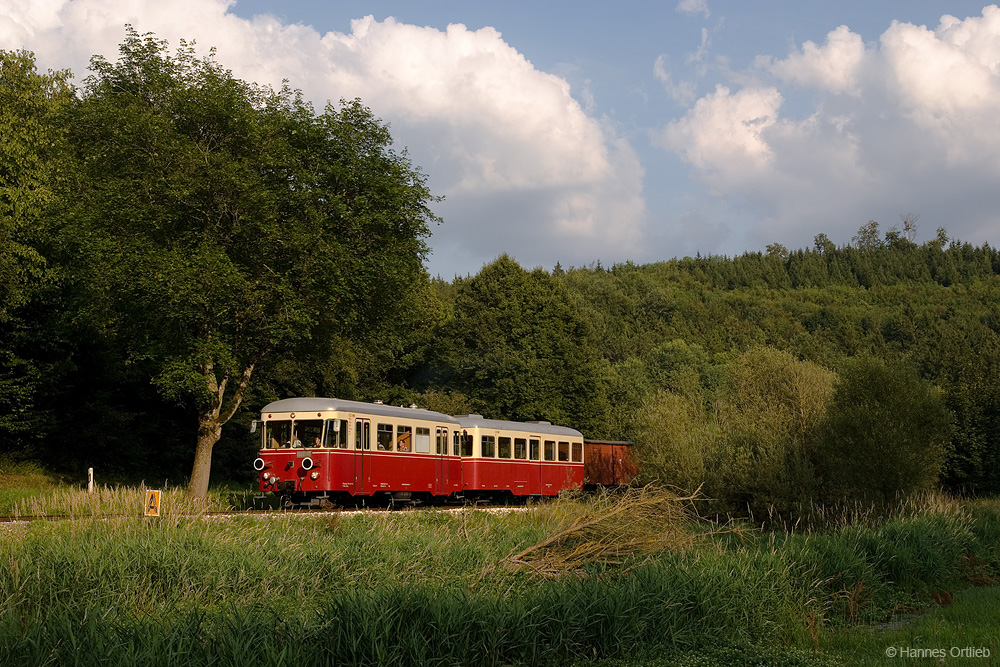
[583,439,638,488]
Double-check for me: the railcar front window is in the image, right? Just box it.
[514,438,527,460]
[377,424,393,451]
[481,435,495,458]
[572,442,583,463]
[265,421,292,449]
[498,437,511,459]
[459,434,471,457]
[299,420,323,448]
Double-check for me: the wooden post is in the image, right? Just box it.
[88,468,94,494]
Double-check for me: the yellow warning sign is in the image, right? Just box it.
[145,490,161,517]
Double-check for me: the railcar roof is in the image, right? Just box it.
[454,414,583,438]
[261,397,460,424]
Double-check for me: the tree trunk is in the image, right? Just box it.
[188,415,223,499]
[187,359,257,499]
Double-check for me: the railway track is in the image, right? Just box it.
[0,502,528,524]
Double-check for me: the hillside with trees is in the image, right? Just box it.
[398,227,1000,513]
[3,36,1000,513]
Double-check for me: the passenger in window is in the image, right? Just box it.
[313,436,322,447]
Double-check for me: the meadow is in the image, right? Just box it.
[1,460,998,666]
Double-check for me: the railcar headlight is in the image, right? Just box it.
[310,471,320,480]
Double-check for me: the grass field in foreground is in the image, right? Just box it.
[0,459,998,666]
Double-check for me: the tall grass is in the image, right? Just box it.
[1,487,998,666]
[8,483,243,517]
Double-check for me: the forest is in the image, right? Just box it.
[3,35,999,513]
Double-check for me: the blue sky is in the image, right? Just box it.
[4,1,999,277]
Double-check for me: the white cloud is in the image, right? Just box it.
[768,25,866,95]
[0,0,646,276]
[657,6,1000,253]
[659,85,782,186]
[676,0,710,19]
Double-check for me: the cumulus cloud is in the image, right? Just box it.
[0,0,646,276]
[658,6,1000,253]
[768,25,866,95]
[659,85,782,184]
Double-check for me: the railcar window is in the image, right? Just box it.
[498,436,511,459]
[297,420,323,448]
[530,439,540,461]
[459,433,470,457]
[325,419,348,448]
[481,435,495,458]
[397,425,412,452]
[265,421,292,449]
[544,440,555,461]
[377,424,393,451]
[572,442,583,462]
[514,438,527,460]
[356,420,371,450]
[415,427,431,453]
[558,442,570,462]
[436,429,445,454]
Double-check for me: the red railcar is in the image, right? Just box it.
[253,398,584,507]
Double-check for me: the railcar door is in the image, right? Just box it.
[529,436,543,495]
[354,418,371,495]
[435,427,449,496]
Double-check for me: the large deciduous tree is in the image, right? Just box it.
[60,31,438,497]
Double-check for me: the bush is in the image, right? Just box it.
[815,357,951,503]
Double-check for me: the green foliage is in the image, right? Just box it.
[431,254,611,433]
[634,384,715,495]
[816,357,951,503]
[712,347,836,514]
[637,347,835,513]
[0,50,74,445]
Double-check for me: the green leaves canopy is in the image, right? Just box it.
[0,50,73,440]
[437,254,610,433]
